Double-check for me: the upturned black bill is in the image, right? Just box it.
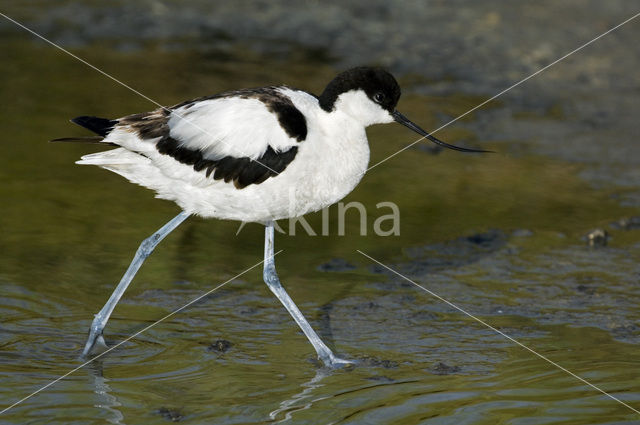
[393,111,492,153]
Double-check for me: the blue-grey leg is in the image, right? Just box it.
[263,222,351,368]
[82,211,190,357]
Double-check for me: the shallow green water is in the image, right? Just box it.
[1,34,639,424]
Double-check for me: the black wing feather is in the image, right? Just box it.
[71,116,118,137]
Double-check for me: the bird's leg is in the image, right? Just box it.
[263,222,352,368]
[82,211,190,357]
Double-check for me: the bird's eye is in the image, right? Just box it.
[373,92,385,103]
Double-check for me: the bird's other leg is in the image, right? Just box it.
[82,211,190,357]
[263,222,351,368]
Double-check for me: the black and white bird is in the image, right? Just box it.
[54,66,487,367]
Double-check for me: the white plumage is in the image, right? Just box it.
[78,88,373,222]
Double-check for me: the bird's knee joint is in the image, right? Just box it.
[138,236,157,257]
[262,272,271,284]
[263,268,281,286]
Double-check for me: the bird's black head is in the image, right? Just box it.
[320,66,492,153]
[319,66,401,113]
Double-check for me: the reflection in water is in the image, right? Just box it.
[269,369,330,423]
[88,362,126,425]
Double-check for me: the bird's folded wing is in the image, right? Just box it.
[99,91,307,188]
[167,94,302,161]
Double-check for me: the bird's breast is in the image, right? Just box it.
[179,98,372,222]
[276,118,370,217]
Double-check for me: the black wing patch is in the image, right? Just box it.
[156,136,298,189]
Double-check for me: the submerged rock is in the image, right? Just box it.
[155,407,184,422]
[358,355,399,369]
[397,229,507,275]
[585,228,609,247]
[317,258,357,272]
[208,339,233,353]
[431,362,461,375]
